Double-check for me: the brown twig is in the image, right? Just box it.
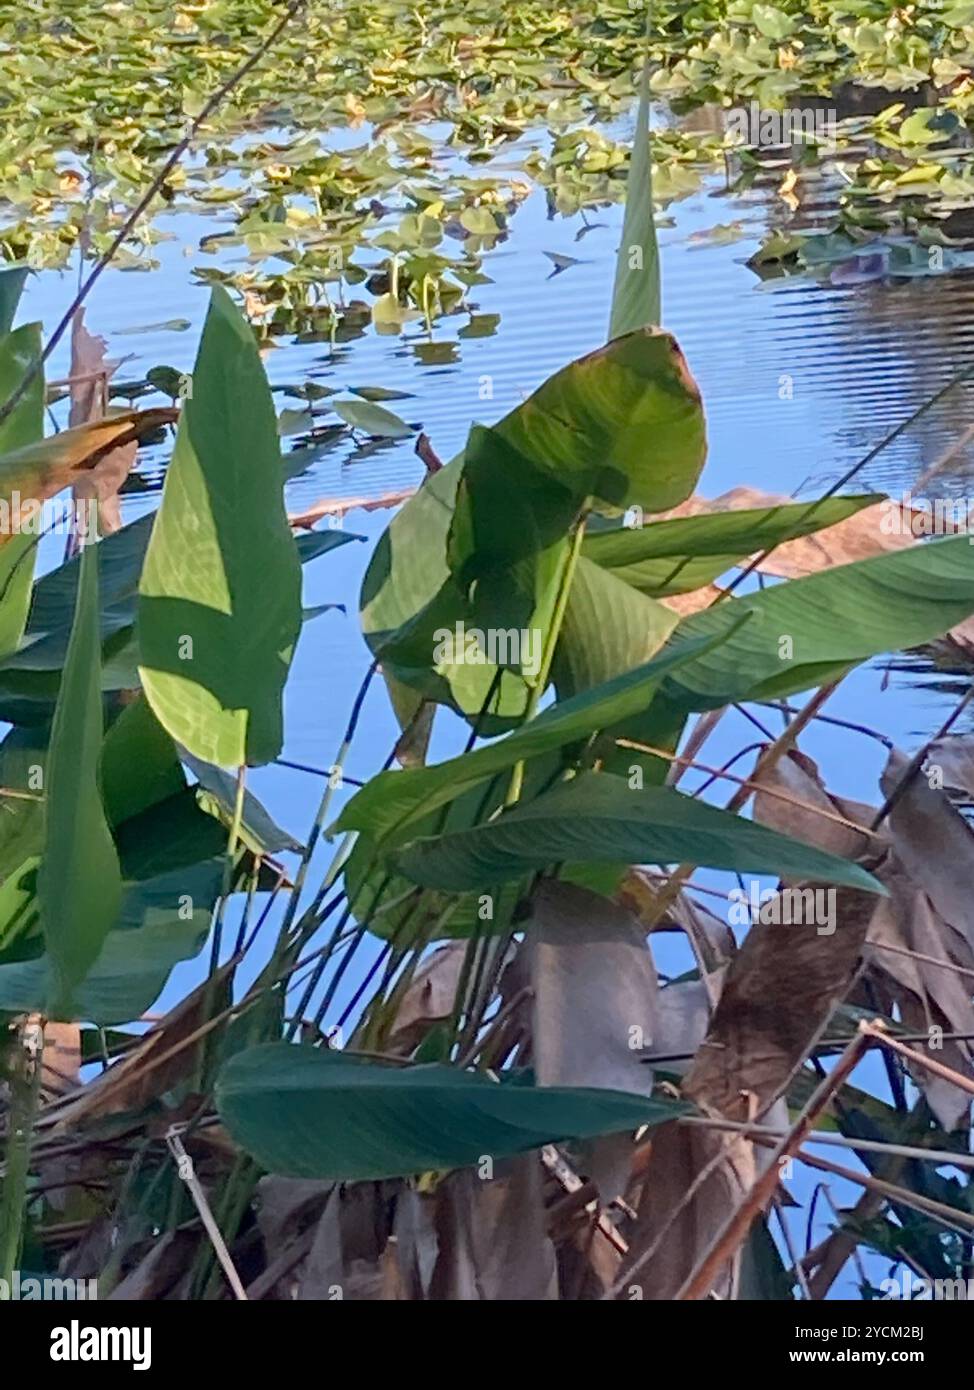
[859,1019,974,1097]
[676,1027,871,1300]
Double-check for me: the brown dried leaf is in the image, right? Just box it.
[752,748,876,861]
[429,1156,557,1300]
[72,442,138,536]
[298,1181,400,1300]
[646,974,722,1075]
[525,880,660,1203]
[685,887,876,1122]
[897,991,973,1132]
[392,1187,439,1299]
[256,1175,334,1255]
[618,1120,755,1300]
[393,699,435,769]
[880,747,974,960]
[924,735,974,801]
[386,942,468,1056]
[0,409,176,549]
[66,309,136,540]
[288,487,416,529]
[53,965,232,1128]
[68,309,110,428]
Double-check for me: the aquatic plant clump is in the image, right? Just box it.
[1,0,974,1331]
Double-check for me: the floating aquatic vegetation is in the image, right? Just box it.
[5,0,974,345]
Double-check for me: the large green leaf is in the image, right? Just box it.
[27,511,154,640]
[336,630,721,845]
[392,770,884,893]
[0,855,38,958]
[100,695,186,825]
[362,331,706,724]
[0,726,46,888]
[113,784,237,882]
[493,329,705,513]
[0,512,349,707]
[362,455,537,730]
[0,917,205,1025]
[658,533,974,712]
[582,495,878,596]
[443,423,573,690]
[138,286,302,767]
[553,554,678,696]
[609,61,660,338]
[37,538,122,1015]
[0,325,43,456]
[0,322,44,658]
[447,425,578,587]
[216,1043,686,1180]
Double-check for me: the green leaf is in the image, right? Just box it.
[447,425,578,587]
[362,460,535,731]
[361,331,707,723]
[0,727,47,887]
[37,538,123,1015]
[332,397,413,439]
[337,630,722,845]
[349,385,414,402]
[0,322,44,658]
[100,696,186,825]
[582,496,879,596]
[0,862,220,1025]
[295,529,364,563]
[216,1044,686,1180]
[137,287,302,767]
[752,4,797,40]
[392,770,885,893]
[6,515,352,686]
[0,264,29,338]
[181,751,301,855]
[113,785,235,882]
[24,512,154,641]
[0,325,42,455]
[658,533,974,712]
[0,533,36,658]
[609,61,660,338]
[493,329,705,513]
[0,868,39,968]
[553,554,679,695]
